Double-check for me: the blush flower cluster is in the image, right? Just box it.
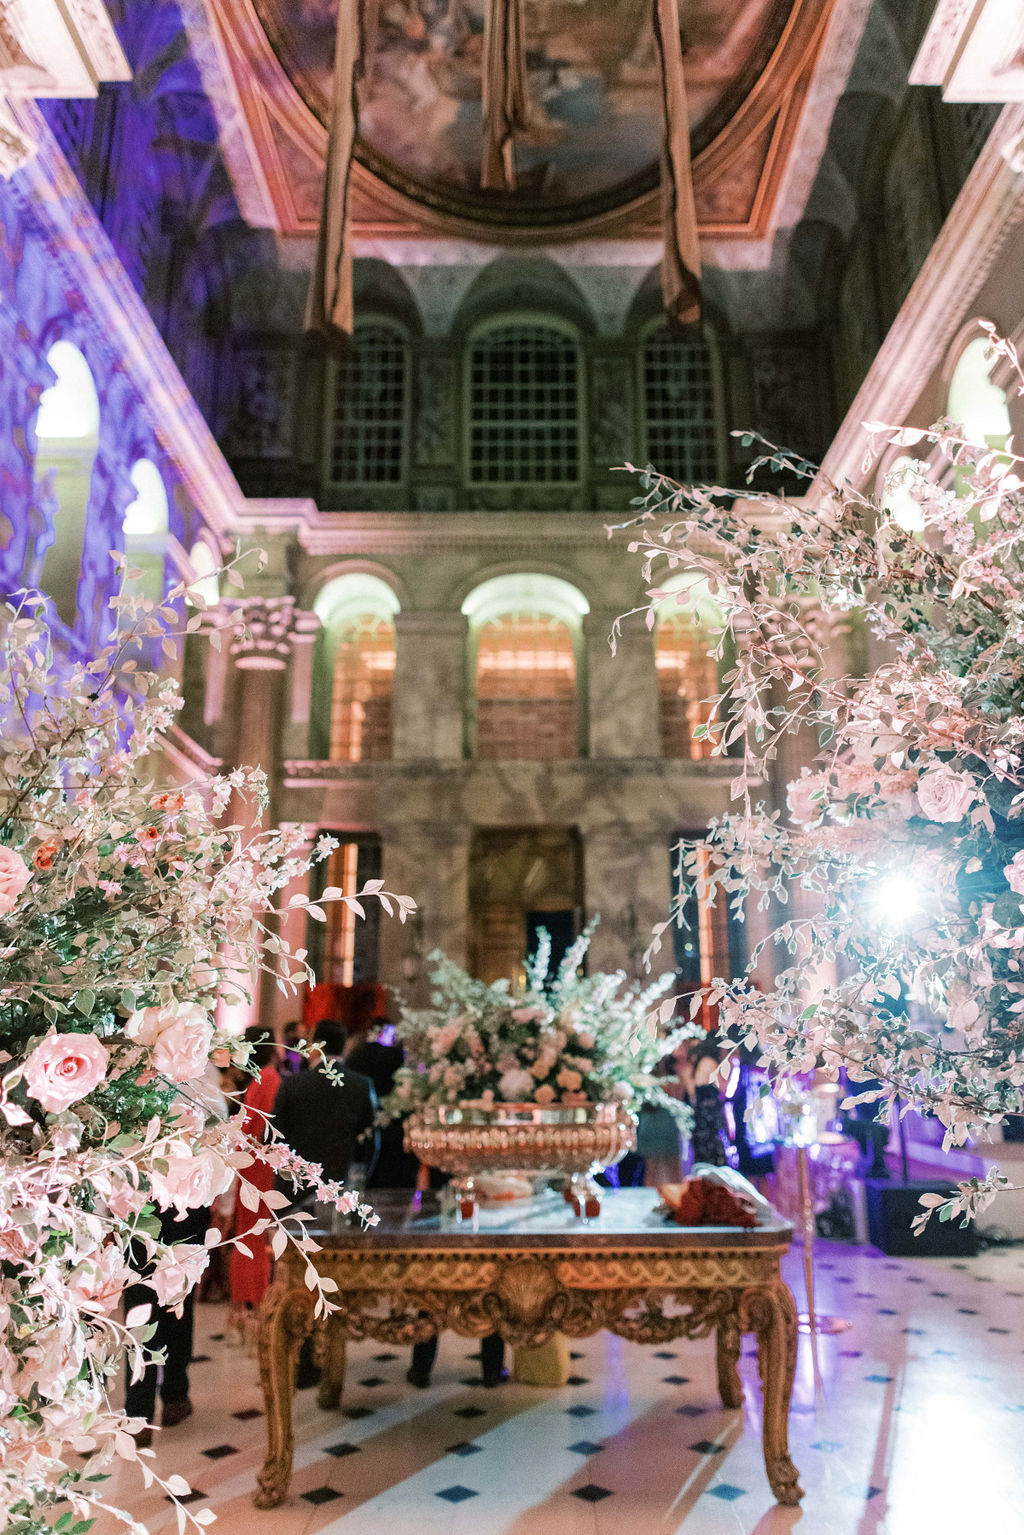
[0,573,412,1535]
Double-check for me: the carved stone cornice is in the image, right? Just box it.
[0,0,128,103]
[814,102,1024,498]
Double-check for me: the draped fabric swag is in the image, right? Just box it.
[481,0,530,192]
[305,0,364,338]
[308,0,701,333]
[653,0,702,329]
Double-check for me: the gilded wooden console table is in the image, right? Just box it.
[254,1188,801,1509]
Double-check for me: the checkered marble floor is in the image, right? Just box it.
[95,1240,1024,1535]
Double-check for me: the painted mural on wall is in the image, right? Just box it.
[255,0,792,208]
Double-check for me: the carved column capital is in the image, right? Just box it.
[228,597,319,671]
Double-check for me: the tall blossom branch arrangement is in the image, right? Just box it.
[614,330,1024,1233]
[0,567,414,1535]
[384,926,696,1129]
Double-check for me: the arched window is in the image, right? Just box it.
[880,453,928,533]
[33,340,100,626]
[655,575,723,761]
[642,326,720,484]
[946,333,1012,450]
[328,323,408,484]
[463,574,588,760]
[122,458,169,602]
[314,574,400,763]
[187,539,221,608]
[467,323,581,484]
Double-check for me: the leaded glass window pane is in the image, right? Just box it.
[330,325,407,483]
[475,610,577,759]
[643,329,719,484]
[468,325,580,484]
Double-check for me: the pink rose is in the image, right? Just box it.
[1006,850,1024,896]
[0,846,30,913]
[149,1142,233,1218]
[534,1084,556,1106]
[915,765,977,823]
[150,1243,210,1310]
[574,1030,596,1051]
[497,1067,534,1101]
[67,1245,134,1316]
[125,1002,214,1082]
[786,771,825,826]
[556,1067,583,1093]
[22,1033,108,1113]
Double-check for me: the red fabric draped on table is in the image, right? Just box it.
[229,1062,282,1308]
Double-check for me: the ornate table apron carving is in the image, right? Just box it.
[255,1194,801,1509]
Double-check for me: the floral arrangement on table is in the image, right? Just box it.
[614,324,1024,1233]
[383,926,695,1125]
[0,568,414,1535]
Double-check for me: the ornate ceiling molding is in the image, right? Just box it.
[813,102,1024,496]
[198,0,839,247]
[912,0,1024,103]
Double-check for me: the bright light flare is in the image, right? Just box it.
[869,871,927,931]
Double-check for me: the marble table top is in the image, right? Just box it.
[313,1186,793,1250]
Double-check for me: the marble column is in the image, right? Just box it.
[391,611,467,761]
[584,608,661,759]
[581,820,674,978]
[379,821,471,1007]
[226,597,315,1029]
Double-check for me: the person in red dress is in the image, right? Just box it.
[229,1029,283,1323]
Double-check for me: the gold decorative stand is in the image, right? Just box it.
[253,1188,802,1510]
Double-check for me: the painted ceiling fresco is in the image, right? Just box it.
[253,0,795,218]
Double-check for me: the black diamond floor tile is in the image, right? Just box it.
[707,1484,746,1502]
[573,1484,613,1503]
[372,1352,398,1362]
[653,1351,676,1359]
[325,1442,361,1458]
[436,1486,478,1503]
[200,1444,238,1460]
[446,1441,483,1457]
[453,1406,487,1419]
[690,1440,726,1455]
[663,1375,691,1385]
[301,1487,343,1506]
[569,1351,585,1360]
[566,1405,598,1418]
[165,1491,207,1506]
[565,1375,590,1386]
[189,1354,212,1364]
[676,1405,707,1417]
[568,1440,604,1456]
[232,1408,262,1421]
[207,1333,225,1341]
[358,1377,387,1388]
[342,1406,375,1420]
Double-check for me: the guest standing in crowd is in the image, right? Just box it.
[681,1037,729,1166]
[345,1015,420,1190]
[635,1056,686,1187]
[124,1063,227,1445]
[228,1027,283,1331]
[271,1020,378,1388]
[272,1019,379,1198]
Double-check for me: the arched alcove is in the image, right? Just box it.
[946,333,1012,450]
[653,572,727,760]
[122,457,170,602]
[33,340,100,626]
[312,572,401,763]
[462,573,589,760]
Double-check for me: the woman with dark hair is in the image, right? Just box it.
[228,1027,283,1326]
[681,1037,729,1167]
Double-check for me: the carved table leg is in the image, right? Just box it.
[716,1312,743,1409]
[317,1313,348,1410]
[254,1280,315,1509]
[741,1280,803,1506]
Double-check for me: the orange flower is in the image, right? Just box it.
[136,826,161,845]
[33,840,58,871]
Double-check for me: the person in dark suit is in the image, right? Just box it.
[272,1019,379,1199]
[271,1020,379,1389]
[345,1016,420,1190]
